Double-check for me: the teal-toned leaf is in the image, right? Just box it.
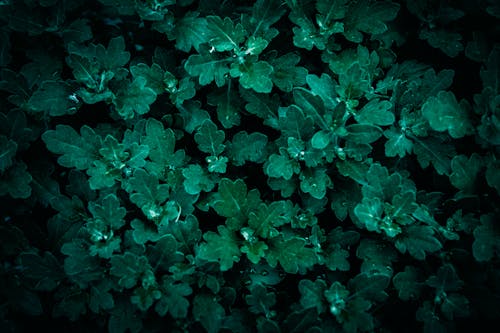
[0,161,32,199]
[246,284,276,315]
[392,266,423,301]
[207,86,241,129]
[383,127,413,158]
[197,225,241,271]
[270,53,308,92]
[419,29,464,58]
[155,276,192,318]
[449,154,483,192]
[42,125,101,170]
[395,225,442,260]
[266,235,318,274]
[206,16,247,52]
[299,168,333,199]
[345,123,383,144]
[182,164,216,195]
[422,91,474,138]
[248,201,295,238]
[194,120,225,156]
[110,252,153,289]
[230,59,274,93]
[299,279,327,313]
[240,239,268,264]
[355,98,394,126]
[184,44,231,87]
[18,251,64,291]
[170,11,209,52]
[265,153,299,180]
[343,0,400,43]
[114,77,157,119]
[228,131,268,166]
[472,214,500,261]
[142,118,185,174]
[311,130,331,149]
[0,136,17,172]
[193,294,225,333]
[28,80,80,116]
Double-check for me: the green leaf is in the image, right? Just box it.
[349,273,390,302]
[356,239,398,276]
[97,36,131,70]
[449,154,483,192]
[265,153,299,180]
[61,239,103,288]
[413,136,455,175]
[472,214,500,261]
[480,46,500,92]
[182,164,216,195]
[299,279,327,313]
[486,157,500,194]
[88,193,126,230]
[240,239,268,264]
[89,281,115,313]
[0,161,32,199]
[311,130,331,149]
[42,125,101,170]
[270,53,308,92]
[207,86,241,128]
[354,197,384,233]
[355,98,394,126]
[114,76,157,119]
[149,234,184,271]
[0,109,35,151]
[324,281,349,315]
[206,16,247,52]
[197,225,241,271]
[266,235,318,274]
[155,276,192,318]
[324,227,360,271]
[170,11,209,52]
[0,136,17,172]
[299,168,333,199]
[108,299,142,333]
[184,44,230,87]
[194,120,226,156]
[212,178,261,229]
[193,294,225,333]
[228,131,268,166]
[28,80,80,116]
[61,19,93,44]
[18,251,65,291]
[422,91,474,138]
[110,252,153,289]
[392,266,423,301]
[142,118,185,175]
[246,284,276,315]
[395,225,442,260]
[419,29,464,58]
[130,63,167,94]
[230,59,274,93]
[345,123,383,144]
[244,0,286,38]
[343,0,400,43]
[248,201,295,238]
[125,169,170,219]
[383,127,413,158]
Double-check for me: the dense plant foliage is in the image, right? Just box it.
[1,0,499,332]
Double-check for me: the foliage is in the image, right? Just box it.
[0,0,499,332]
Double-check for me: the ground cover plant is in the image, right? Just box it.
[0,0,499,332]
